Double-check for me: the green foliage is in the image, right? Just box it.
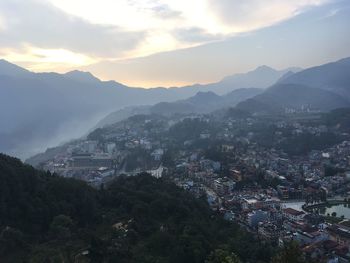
[245,121,277,148]
[206,249,241,263]
[271,242,307,263]
[0,227,27,255]
[87,127,104,141]
[168,118,213,142]
[49,215,74,240]
[0,154,98,233]
[226,108,251,119]
[322,108,350,131]
[124,148,156,171]
[279,132,342,156]
[162,149,176,167]
[324,165,345,177]
[0,154,275,262]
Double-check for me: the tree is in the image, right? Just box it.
[0,154,279,262]
[0,227,27,255]
[206,249,241,263]
[271,242,307,263]
[49,215,74,240]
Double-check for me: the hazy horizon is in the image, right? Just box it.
[2,56,348,89]
[1,0,350,161]
[1,57,307,89]
[2,1,350,261]
[1,0,349,87]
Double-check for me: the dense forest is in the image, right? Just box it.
[0,154,305,262]
[321,108,350,131]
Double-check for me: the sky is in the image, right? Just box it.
[0,0,349,87]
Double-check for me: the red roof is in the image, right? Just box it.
[283,208,305,216]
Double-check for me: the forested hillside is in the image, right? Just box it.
[0,154,280,263]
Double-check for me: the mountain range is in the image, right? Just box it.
[236,57,350,114]
[1,57,349,159]
[96,88,262,128]
[178,65,301,95]
[97,57,350,128]
[0,153,272,262]
[0,60,293,159]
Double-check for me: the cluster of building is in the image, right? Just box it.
[40,116,170,184]
[36,112,350,261]
[165,117,350,262]
[217,187,350,262]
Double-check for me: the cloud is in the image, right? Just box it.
[323,8,339,18]
[0,15,5,31]
[44,0,332,51]
[206,0,331,33]
[0,0,145,59]
[173,27,223,44]
[0,0,334,72]
[0,46,96,72]
[150,4,182,19]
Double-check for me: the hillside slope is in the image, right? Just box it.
[0,59,289,159]
[95,88,262,128]
[0,154,273,263]
[236,84,350,114]
[235,58,350,114]
[280,57,350,99]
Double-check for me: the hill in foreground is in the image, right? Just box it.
[0,154,277,263]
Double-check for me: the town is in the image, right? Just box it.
[32,108,350,263]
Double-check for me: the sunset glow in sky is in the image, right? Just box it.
[0,0,349,87]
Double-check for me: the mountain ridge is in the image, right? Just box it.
[0,59,294,159]
[0,153,269,262]
[95,88,262,128]
[280,57,350,99]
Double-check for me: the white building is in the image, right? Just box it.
[283,208,305,221]
[147,165,164,179]
[106,142,116,154]
[151,149,164,161]
[247,210,269,228]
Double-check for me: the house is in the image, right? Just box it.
[277,185,290,199]
[247,210,269,228]
[151,149,164,161]
[105,142,116,154]
[258,222,282,241]
[283,208,305,221]
[241,198,259,210]
[147,165,164,179]
[230,169,242,181]
[98,167,115,178]
[295,229,329,245]
[200,132,210,139]
[213,177,235,196]
[328,224,350,248]
[69,153,113,168]
[82,140,98,153]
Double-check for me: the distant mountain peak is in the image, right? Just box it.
[215,64,292,94]
[336,56,350,64]
[0,59,24,68]
[0,59,31,77]
[64,70,101,84]
[237,56,350,114]
[254,65,275,72]
[65,69,94,76]
[277,71,296,83]
[187,91,220,104]
[194,91,219,97]
[0,58,12,64]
